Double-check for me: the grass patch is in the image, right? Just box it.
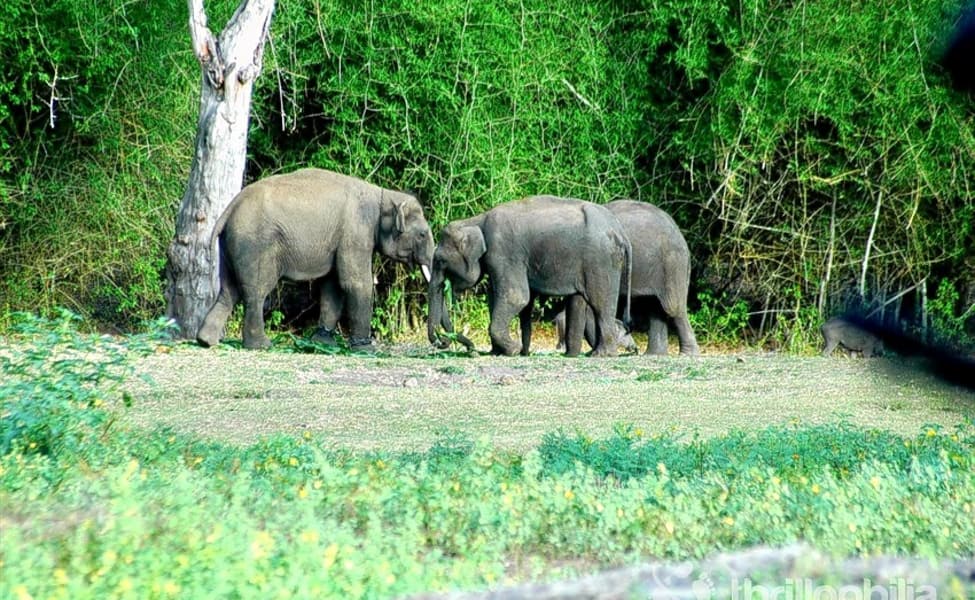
[2,314,974,597]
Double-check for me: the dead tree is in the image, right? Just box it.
[165,0,274,338]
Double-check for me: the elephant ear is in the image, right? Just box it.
[459,226,486,272]
[395,200,407,233]
[381,191,409,233]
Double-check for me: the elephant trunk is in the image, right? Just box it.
[427,268,451,347]
[427,269,474,350]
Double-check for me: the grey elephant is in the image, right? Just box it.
[553,309,637,354]
[196,168,434,350]
[428,195,631,357]
[821,317,885,357]
[564,200,699,356]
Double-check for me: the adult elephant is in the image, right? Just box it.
[565,200,699,355]
[427,195,631,357]
[196,168,434,351]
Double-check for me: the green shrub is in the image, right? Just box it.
[688,291,751,347]
[0,310,170,458]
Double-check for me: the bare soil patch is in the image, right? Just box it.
[124,341,975,450]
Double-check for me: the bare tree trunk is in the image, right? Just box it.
[164,0,275,338]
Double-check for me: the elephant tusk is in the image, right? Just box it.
[421,264,431,283]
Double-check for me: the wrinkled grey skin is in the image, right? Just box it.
[428,195,631,357]
[566,200,699,355]
[553,308,637,354]
[821,317,885,357]
[197,168,435,350]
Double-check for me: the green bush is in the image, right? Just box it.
[2,315,974,597]
[2,0,973,345]
[688,290,751,347]
[0,310,170,458]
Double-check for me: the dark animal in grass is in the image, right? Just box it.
[821,317,885,358]
[553,309,637,354]
[839,314,975,391]
[427,195,631,357]
[197,168,434,351]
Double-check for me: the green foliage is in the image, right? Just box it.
[1,316,974,596]
[689,290,750,346]
[1,0,974,348]
[0,0,198,328]
[0,310,171,458]
[539,420,975,482]
[927,278,974,348]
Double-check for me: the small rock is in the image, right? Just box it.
[403,377,419,388]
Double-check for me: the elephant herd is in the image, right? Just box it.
[196,167,700,357]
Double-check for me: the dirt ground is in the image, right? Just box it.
[123,335,975,450]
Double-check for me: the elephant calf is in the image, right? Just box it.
[821,317,885,358]
[197,168,434,350]
[553,309,637,354]
[428,195,631,357]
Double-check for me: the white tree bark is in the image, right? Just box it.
[165,0,274,338]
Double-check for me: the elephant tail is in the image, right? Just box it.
[620,233,633,332]
[208,191,245,261]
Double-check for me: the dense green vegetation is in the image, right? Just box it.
[1,0,973,345]
[1,315,973,597]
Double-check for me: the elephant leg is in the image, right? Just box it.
[583,305,599,352]
[563,295,587,357]
[591,311,620,357]
[647,316,669,355]
[337,254,376,351]
[554,311,566,351]
[519,294,535,356]
[197,277,240,347]
[488,279,528,356]
[240,283,273,350]
[342,280,375,351]
[312,273,343,346]
[672,313,700,356]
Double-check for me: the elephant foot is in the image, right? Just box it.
[349,337,378,354]
[591,347,618,358]
[196,322,223,348]
[311,326,340,346]
[243,335,272,350]
[679,345,701,356]
[490,342,519,356]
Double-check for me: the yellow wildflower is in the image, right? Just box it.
[206,523,223,544]
[289,457,299,467]
[322,543,339,569]
[722,516,735,526]
[12,585,32,600]
[250,530,275,560]
[811,483,821,495]
[564,489,575,501]
[869,476,881,490]
[299,529,319,545]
